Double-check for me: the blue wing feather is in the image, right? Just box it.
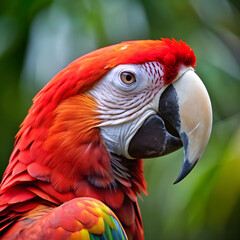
[89,217,127,240]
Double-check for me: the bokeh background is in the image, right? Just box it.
[1,0,240,239]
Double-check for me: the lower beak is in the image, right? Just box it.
[128,70,212,183]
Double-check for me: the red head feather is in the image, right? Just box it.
[0,39,196,239]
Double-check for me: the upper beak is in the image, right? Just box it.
[128,69,212,183]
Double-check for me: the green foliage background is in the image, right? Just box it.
[0,0,240,239]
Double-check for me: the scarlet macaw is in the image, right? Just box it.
[0,39,212,240]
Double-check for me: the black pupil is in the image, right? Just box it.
[126,74,132,81]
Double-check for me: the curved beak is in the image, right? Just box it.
[172,70,212,183]
[128,69,212,183]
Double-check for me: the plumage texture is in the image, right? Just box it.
[0,39,196,239]
[2,198,127,240]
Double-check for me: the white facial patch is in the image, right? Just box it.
[87,62,167,158]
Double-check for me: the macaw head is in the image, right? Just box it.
[9,39,212,190]
[1,38,212,240]
[88,41,212,183]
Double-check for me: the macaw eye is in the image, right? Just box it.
[120,71,136,84]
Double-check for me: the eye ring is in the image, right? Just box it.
[120,71,136,85]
